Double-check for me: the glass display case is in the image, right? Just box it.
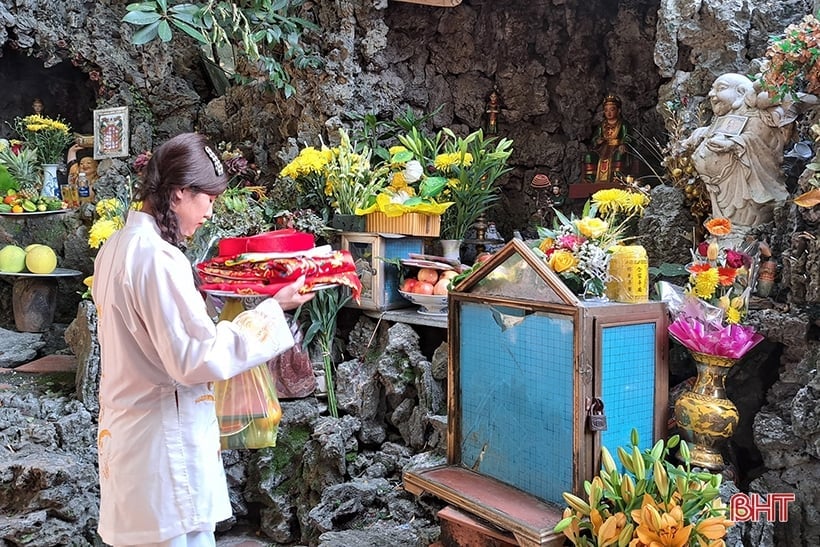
[404,239,668,546]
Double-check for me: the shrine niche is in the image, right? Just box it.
[0,49,97,142]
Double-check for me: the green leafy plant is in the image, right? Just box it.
[301,288,350,418]
[122,0,322,97]
[0,141,40,195]
[280,128,389,218]
[554,430,733,547]
[437,129,514,240]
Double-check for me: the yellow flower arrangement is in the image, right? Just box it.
[684,218,753,326]
[358,127,513,240]
[12,114,74,165]
[83,197,142,300]
[661,217,764,360]
[555,430,733,547]
[280,129,388,219]
[534,187,648,299]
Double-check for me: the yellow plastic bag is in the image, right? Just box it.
[213,297,282,450]
[214,363,281,450]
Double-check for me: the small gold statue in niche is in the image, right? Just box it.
[582,93,633,183]
[486,89,500,135]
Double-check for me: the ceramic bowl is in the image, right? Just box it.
[399,290,448,315]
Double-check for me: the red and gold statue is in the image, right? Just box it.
[583,93,632,183]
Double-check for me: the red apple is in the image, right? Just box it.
[401,278,417,293]
[433,278,450,295]
[417,268,439,285]
[439,270,458,281]
[414,281,435,295]
[475,252,493,264]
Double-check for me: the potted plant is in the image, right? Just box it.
[356,127,513,241]
[554,430,733,546]
[11,114,74,197]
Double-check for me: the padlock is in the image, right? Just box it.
[587,397,608,431]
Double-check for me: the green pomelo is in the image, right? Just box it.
[0,245,27,273]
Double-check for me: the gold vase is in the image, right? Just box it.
[673,350,739,470]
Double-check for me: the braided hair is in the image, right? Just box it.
[135,133,228,245]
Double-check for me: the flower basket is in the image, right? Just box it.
[365,212,440,237]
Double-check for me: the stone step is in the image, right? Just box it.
[0,354,77,374]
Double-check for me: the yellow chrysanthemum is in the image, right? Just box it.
[280,146,331,178]
[434,152,473,171]
[88,218,124,249]
[725,306,741,324]
[626,192,649,213]
[693,268,720,299]
[388,145,408,156]
[390,171,409,190]
[592,188,628,216]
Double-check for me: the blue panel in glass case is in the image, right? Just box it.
[600,323,657,454]
[458,301,575,505]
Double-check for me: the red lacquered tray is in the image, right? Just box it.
[218,229,314,256]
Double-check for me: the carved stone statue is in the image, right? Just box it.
[583,94,632,183]
[681,73,793,235]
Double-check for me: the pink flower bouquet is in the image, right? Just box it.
[659,280,763,359]
[668,315,763,359]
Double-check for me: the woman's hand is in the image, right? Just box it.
[274,276,315,311]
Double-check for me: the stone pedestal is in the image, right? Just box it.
[12,277,58,332]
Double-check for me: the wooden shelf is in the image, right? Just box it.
[568,181,622,199]
[403,466,565,547]
[363,307,448,329]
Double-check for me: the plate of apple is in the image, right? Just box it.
[398,267,458,315]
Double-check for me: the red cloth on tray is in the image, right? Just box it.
[197,249,362,301]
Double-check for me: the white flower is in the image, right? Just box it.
[389,189,414,203]
[404,160,423,183]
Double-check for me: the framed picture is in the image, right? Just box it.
[93,107,129,159]
[713,114,748,137]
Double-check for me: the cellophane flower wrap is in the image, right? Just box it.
[660,217,763,359]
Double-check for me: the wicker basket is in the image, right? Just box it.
[365,212,441,237]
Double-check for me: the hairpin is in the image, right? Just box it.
[204,146,224,176]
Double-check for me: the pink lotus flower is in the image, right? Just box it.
[668,315,763,360]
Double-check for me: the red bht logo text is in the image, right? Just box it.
[730,493,795,522]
